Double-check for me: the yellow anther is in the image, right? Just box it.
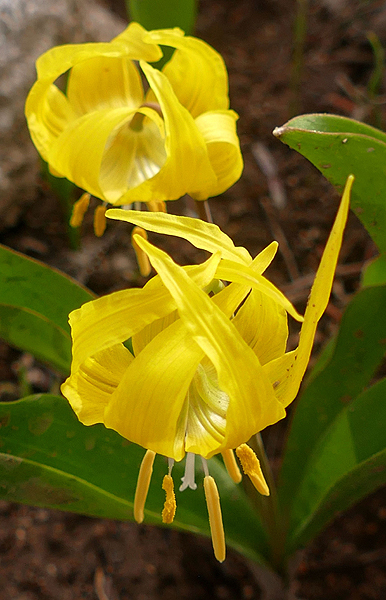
[235,444,270,496]
[70,192,90,228]
[221,449,242,484]
[93,205,107,237]
[147,200,167,213]
[203,475,226,563]
[132,227,151,277]
[161,474,176,524]
[134,449,156,523]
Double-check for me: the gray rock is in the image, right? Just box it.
[0,0,125,228]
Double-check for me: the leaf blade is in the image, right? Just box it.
[0,393,269,564]
[274,113,386,252]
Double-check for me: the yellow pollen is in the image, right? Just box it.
[70,192,90,228]
[132,228,151,277]
[203,475,226,563]
[236,443,270,496]
[221,449,242,484]
[134,449,156,523]
[93,205,107,237]
[161,474,176,524]
[147,200,167,213]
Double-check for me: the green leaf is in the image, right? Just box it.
[0,245,94,374]
[0,393,269,564]
[126,0,197,34]
[278,285,386,517]
[286,377,386,554]
[273,113,386,252]
[362,253,386,287]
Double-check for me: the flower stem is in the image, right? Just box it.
[250,433,286,574]
[194,199,213,223]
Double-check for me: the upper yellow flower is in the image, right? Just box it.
[61,176,352,562]
[25,22,243,206]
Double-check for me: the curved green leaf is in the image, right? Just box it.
[278,285,386,514]
[286,377,386,554]
[0,245,94,374]
[362,253,386,287]
[273,113,386,252]
[0,393,269,564]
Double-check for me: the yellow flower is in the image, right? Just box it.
[25,22,243,212]
[61,176,352,561]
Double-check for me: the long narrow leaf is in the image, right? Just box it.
[0,393,270,564]
[279,285,386,516]
[286,377,386,554]
[0,245,93,373]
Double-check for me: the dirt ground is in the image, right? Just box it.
[0,0,386,598]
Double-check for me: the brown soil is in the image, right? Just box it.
[1,0,386,598]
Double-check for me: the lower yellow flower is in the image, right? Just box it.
[61,176,352,561]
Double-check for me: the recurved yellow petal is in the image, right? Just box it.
[116,61,217,203]
[106,209,252,264]
[193,111,243,199]
[48,106,138,199]
[70,253,221,372]
[104,319,204,461]
[66,55,144,115]
[61,343,133,425]
[146,28,229,117]
[264,175,353,407]
[216,259,303,322]
[35,22,161,83]
[232,289,288,366]
[135,235,285,457]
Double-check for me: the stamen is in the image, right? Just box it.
[70,192,90,228]
[94,204,107,237]
[162,474,177,524]
[200,456,210,477]
[132,227,151,277]
[180,452,197,491]
[203,475,226,563]
[134,449,156,523]
[147,200,167,213]
[168,457,175,475]
[221,449,242,484]
[235,444,270,496]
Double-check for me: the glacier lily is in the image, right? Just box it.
[61,176,352,561]
[25,22,243,235]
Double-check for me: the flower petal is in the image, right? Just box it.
[216,260,303,322]
[136,236,286,457]
[193,110,243,199]
[106,208,252,263]
[146,28,229,116]
[25,22,161,173]
[67,56,144,115]
[263,175,353,408]
[70,254,221,373]
[116,61,217,203]
[232,289,288,365]
[104,319,204,461]
[25,83,76,162]
[47,107,136,199]
[99,106,167,203]
[36,22,161,83]
[61,343,133,425]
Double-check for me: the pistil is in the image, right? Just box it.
[180,452,197,491]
